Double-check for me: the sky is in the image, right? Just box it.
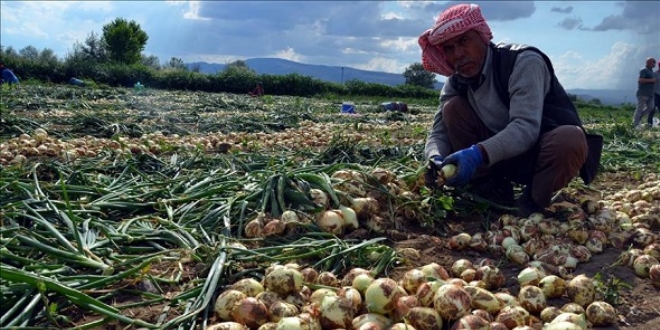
[1,0,659,90]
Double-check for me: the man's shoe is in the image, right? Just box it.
[517,189,548,218]
[470,177,515,207]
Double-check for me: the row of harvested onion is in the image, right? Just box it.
[0,122,423,165]
[209,260,619,330]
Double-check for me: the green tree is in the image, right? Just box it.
[142,55,161,69]
[19,45,39,60]
[165,57,187,70]
[80,32,106,62]
[39,48,60,67]
[101,18,148,64]
[403,62,436,89]
[225,60,255,73]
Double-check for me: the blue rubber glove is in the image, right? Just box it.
[424,155,444,189]
[442,145,484,187]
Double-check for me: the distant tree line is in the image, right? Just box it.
[0,18,440,99]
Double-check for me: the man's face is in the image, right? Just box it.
[647,58,656,69]
[440,30,488,78]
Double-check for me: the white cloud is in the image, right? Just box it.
[4,22,48,38]
[552,42,641,89]
[272,47,303,62]
[382,11,403,20]
[353,57,404,73]
[182,1,210,20]
[379,37,418,53]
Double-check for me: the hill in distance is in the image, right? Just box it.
[187,58,635,105]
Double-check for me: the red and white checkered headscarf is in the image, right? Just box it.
[418,3,493,77]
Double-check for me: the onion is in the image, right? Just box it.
[633,254,659,278]
[301,267,319,284]
[392,295,419,321]
[416,280,445,307]
[463,285,503,314]
[315,271,339,287]
[281,210,300,224]
[651,264,660,288]
[257,323,277,330]
[518,285,546,314]
[263,219,286,237]
[494,292,520,307]
[517,267,546,287]
[501,236,519,250]
[451,259,473,278]
[351,197,379,221]
[520,225,539,242]
[244,219,264,238]
[365,215,390,234]
[319,295,353,329]
[420,262,450,280]
[341,267,370,286]
[405,307,443,330]
[499,213,519,227]
[566,274,595,307]
[255,291,282,310]
[339,205,359,230]
[268,301,299,322]
[471,309,493,322]
[506,245,529,266]
[630,227,656,247]
[561,303,585,315]
[352,273,376,294]
[275,316,308,330]
[469,233,488,252]
[550,312,587,330]
[231,278,265,297]
[494,305,529,329]
[567,225,589,245]
[433,284,472,321]
[231,297,268,329]
[215,290,248,320]
[365,278,405,314]
[449,233,472,250]
[263,265,303,295]
[441,164,458,179]
[644,243,660,259]
[207,322,249,330]
[540,306,562,323]
[543,321,584,330]
[309,288,337,306]
[450,314,490,330]
[338,286,363,314]
[585,301,616,326]
[315,210,344,235]
[584,236,604,254]
[389,324,418,330]
[352,313,392,329]
[538,275,567,299]
[490,322,508,330]
[309,189,329,209]
[401,268,427,294]
[475,265,505,290]
[460,269,477,282]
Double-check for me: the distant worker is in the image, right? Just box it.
[650,60,660,127]
[632,57,656,130]
[0,62,20,85]
[248,82,264,97]
[379,102,409,112]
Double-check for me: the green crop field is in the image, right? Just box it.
[1,84,659,330]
